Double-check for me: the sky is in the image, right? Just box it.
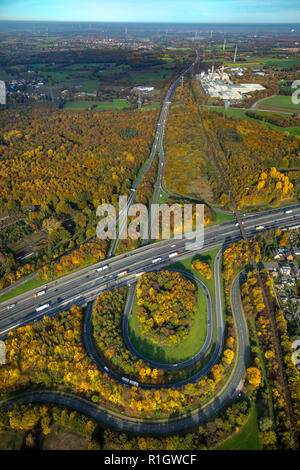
[0,0,299,23]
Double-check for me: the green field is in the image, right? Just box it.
[128,279,207,364]
[260,57,300,68]
[80,80,100,92]
[224,56,300,69]
[130,69,173,82]
[216,404,262,450]
[64,101,96,110]
[257,94,300,113]
[0,70,14,80]
[209,210,235,226]
[0,276,45,303]
[200,106,300,136]
[44,71,70,81]
[94,99,129,110]
[64,99,129,110]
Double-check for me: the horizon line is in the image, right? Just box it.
[0,19,299,25]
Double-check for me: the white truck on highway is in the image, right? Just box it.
[36,303,50,312]
[34,290,46,298]
[96,265,109,272]
[168,252,178,259]
[117,270,129,277]
[152,257,162,264]
[121,377,130,384]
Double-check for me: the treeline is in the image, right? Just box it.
[245,110,299,129]
[102,399,250,450]
[204,109,300,208]
[0,48,166,68]
[241,270,300,449]
[165,80,300,211]
[0,403,96,438]
[0,403,97,449]
[0,398,252,451]
[0,220,32,245]
[0,105,158,288]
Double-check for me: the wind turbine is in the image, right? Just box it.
[234,45,238,63]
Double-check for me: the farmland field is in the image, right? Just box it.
[64,99,129,110]
[200,106,300,136]
[257,94,300,113]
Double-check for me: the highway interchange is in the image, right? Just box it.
[0,203,299,338]
[0,51,299,434]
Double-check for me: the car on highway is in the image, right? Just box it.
[284,209,293,214]
[7,303,16,310]
[104,366,109,372]
[255,225,265,231]
[129,380,139,387]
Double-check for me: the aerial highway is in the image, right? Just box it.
[0,47,299,435]
[81,249,226,393]
[0,203,299,337]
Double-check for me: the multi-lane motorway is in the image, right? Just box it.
[108,56,199,254]
[0,203,299,338]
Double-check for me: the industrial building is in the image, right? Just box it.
[131,86,154,93]
[196,66,266,103]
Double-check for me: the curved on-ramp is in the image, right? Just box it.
[0,255,249,434]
